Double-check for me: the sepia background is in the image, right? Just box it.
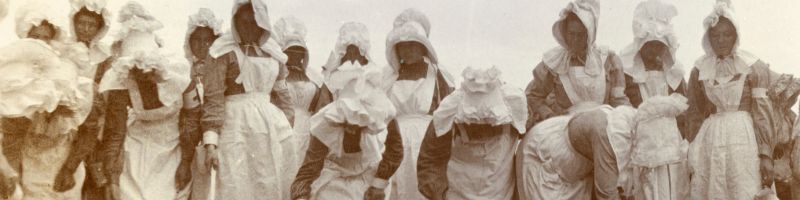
[0,0,798,89]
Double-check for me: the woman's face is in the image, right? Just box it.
[234,4,267,43]
[189,27,216,59]
[284,46,307,68]
[28,22,56,42]
[563,16,588,54]
[395,41,426,65]
[708,17,737,57]
[639,41,667,67]
[74,9,103,44]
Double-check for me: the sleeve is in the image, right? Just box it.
[200,55,228,144]
[526,62,557,123]
[767,73,800,149]
[100,90,130,184]
[309,85,333,114]
[686,68,712,142]
[416,122,452,200]
[0,133,16,180]
[290,136,330,200]
[0,118,26,176]
[750,63,778,159]
[271,63,295,124]
[178,106,203,163]
[59,88,103,176]
[674,79,690,139]
[606,52,632,107]
[373,120,403,187]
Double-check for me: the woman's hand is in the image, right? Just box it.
[205,144,219,170]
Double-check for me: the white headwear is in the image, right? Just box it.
[208,0,287,64]
[15,1,67,40]
[542,0,608,77]
[432,66,528,136]
[274,16,322,86]
[621,0,683,89]
[98,1,190,110]
[184,8,223,62]
[695,0,759,81]
[323,22,372,79]
[385,8,438,71]
[69,0,112,46]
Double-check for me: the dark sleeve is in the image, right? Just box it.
[417,122,452,200]
[59,90,103,175]
[271,63,295,123]
[200,55,228,135]
[374,120,403,180]
[100,90,130,184]
[179,106,203,163]
[606,52,632,107]
[309,85,333,113]
[1,118,28,174]
[686,68,712,142]
[623,74,643,108]
[291,136,330,200]
[526,62,557,122]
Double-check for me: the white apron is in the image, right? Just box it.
[387,68,436,200]
[687,75,760,200]
[196,51,297,200]
[309,133,387,200]
[19,133,85,200]
[447,125,516,200]
[288,81,318,164]
[120,80,189,200]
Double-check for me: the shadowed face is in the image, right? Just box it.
[639,41,668,69]
[284,46,307,68]
[28,21,56,42]
[189,27,217,59]
[73,8,103,44]
[395,41,427,65]
[234,3,268,43]
[708,17,737,57]
[562,13,588,54]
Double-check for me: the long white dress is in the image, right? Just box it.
[387,65,437,200]
[288,80,318,163]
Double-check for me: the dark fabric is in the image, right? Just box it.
[416,123,451,200]
[290,136,328,200]
[99,90,130,184]
[178,106,203,163]
[623,74,690,138]
[309,84,333,114]
[567,110,621,200]
[375,120,403,180]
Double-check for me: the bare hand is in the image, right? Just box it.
[205,145,219,170]
[760,157,775,187]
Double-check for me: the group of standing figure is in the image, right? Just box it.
[0,0,799,200]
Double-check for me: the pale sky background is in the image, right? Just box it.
[0,0,799,89]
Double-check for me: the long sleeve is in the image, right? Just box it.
[416,122,452,200]
[200,55,228,135]
[605,52,632,107]
[526,62,557,123]
[271,63,295,123]
[290,136,329,200]
[59,89,103,175]
[374,120,403,180]
[100,90,130,184]
[1,118,27,174]
[309,85,333,113]
[84,58,111,187]
[178,105,203,163]
[750,62,778,159]
[686,68,712,142]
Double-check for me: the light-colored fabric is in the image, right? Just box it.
[634,162,690,200]
[621,0,683,91]
[20,134,85,200]
[208,0,287,64]
[120,80,189,200]
[630,94,688,167]
[308,134,386,200]
[695,0,758,81]
[288,80,317,154]
[0,0,7,22]
[65,0,112,79]
[322,22,372,79]
[432,66,528,136]
[184,8,223,62]
[559,65,608,106]
[516,115,593,200]
[544,0,605,77]
[14,1,67,40]
[688,75,760,200]
[312,65,396,157]
[384,9,439,82]
[604,105,637,178]
[275,16,322,86]
[446,125,517,200]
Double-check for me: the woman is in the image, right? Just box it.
[291,22,403,200]
[417,66,527,200]
[274,16,322,161]
[381,8,455,200]
[517,0,631,199]
[0,2,95,199]
[685,0,789,199]
[176,8,222,199]
[97,2,191,200]
[619,1,690,199]
[198,0,296,199]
